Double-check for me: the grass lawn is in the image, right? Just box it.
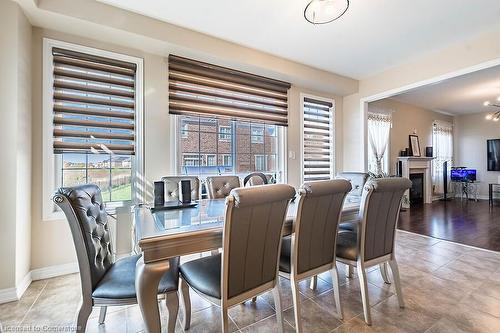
[102,184,131,202]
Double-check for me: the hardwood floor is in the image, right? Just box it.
[398,199,500,251]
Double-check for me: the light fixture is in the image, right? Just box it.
[483,97,500,121]
[304,0,349,25]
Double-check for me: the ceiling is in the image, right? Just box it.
[97,0,500,79]
[391,64,500,115]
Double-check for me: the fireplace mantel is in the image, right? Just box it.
[397,157,435,207]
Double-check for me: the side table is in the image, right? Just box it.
[490,183,500,206]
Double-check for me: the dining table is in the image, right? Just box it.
[133,197,360,333]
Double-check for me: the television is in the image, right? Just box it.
[488,139,500,171]
[450,169,477,182]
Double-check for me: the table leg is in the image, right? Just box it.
[135,255,170,333]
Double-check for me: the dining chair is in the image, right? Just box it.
[279,179,351,332]
[205,175,241,199]
[161,176,200,201]
[53,184,180,333]
[243,172,268,186]
[178,184,296,333]
[335,177,412,325]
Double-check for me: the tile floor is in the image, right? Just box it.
[2,231,500,333]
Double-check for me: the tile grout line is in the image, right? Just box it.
[18,280,49,327]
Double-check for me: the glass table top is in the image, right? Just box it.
[135,198,359,241]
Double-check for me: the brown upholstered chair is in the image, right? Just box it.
[161,176,200,201]
[53,184,180,332]
[279,179,351,332]
[205,175,241,199]
[178,184,296,333]
[336,177,412,325]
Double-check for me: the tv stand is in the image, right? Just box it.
[451,181,480,202]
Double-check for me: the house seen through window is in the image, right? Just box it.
[177,115,281,177]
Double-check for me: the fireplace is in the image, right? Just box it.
[409,173,424,205]
[397,157,434,208]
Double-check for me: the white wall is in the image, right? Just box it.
[0,0,32,292]
[454,113,500,197]
[343,26,500,172]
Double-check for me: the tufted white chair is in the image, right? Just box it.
[205,176,241,199]
[53,184,180,332]
[161,176,200,201]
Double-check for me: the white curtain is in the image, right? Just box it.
[432,121,453,194]
[368,112,392,175]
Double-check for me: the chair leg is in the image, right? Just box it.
[330,265,343,320]
[221,306,229,333]
[165,291,179,333]
[388,259,405,308]
[309,275,317,290]
[76,299,92,332]
[357,261,372,325]
[379,262,391,284]
[179,278,192,330]
[346,264,354,278]
[98,306,107,325]
[291,278,303,333]
[272,284,284,333]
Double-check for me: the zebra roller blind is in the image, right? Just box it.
[168,55,291,126]
[52,47,137,155]
[302,97,334,181]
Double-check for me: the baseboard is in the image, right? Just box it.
[0,262,79,304]
[0,271,33,304]
[432,194,490,201]
[30,262,79,281]
[0,286,19,304]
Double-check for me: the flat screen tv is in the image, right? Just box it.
[487,139,500,171]
[451,169,477,182]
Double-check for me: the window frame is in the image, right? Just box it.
[300,93,335,184]
[171,115,287,182]
[42,38,144,221]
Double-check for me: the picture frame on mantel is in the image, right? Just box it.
[409,135,421,157]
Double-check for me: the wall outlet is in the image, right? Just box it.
[288,150,296,159]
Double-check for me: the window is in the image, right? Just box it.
[301,96,334,182]
[43,39,143,219]
[221,154,232,166]
[432,121,453,194]
[367,112,392,175]
[177,116,283,177]
[218,126,231,141]
[251,125,265,144]
[205,154,216,166]
[168,55,290,181]
[183,153,200,166]
[254,155,266,171]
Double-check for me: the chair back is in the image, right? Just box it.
[222,184,295,300]
[52,184,113,296]
[243,172,268,187]
[359,178,412,261]
[337,172,369,198]
[293,179,351,275]
[206,175,240,199]
[161,176,200,201]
